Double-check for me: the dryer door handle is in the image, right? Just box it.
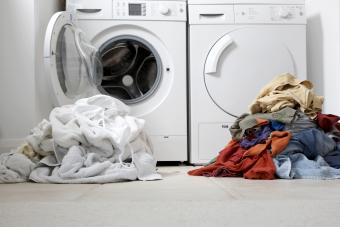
[205,35,233,74]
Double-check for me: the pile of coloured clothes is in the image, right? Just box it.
[0,95,161,183]
[189,73,340,180]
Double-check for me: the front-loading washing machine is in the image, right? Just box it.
[188,0,307,164]
[44,0,187,161]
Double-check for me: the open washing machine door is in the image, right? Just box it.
[204,27,297,118]
[44,11,102,106]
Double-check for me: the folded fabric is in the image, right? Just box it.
[249,73,324,119]
[230,107,296,140]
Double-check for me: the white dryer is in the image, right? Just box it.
[44,0,187,161]
[188,0,307,164]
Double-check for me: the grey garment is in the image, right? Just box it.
[0,152,36,183]
[274,153,340,179]
[230,107,296,140]
[284,111,317,133]
[274,128,339,179]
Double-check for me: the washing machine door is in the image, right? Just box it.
[204,27,297,118]
[44,11,102,106]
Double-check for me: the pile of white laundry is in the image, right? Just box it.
[0,95,162,183]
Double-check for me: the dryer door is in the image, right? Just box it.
[204,27,297,117]
[44,11,102,106]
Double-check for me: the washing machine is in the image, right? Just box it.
[44,0,187,161]
[188,0,307,164]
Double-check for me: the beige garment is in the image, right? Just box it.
[16,143,41,162]
[249,73,324,118]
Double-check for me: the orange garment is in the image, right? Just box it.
[243,131,291,157]
[188,131,291,180]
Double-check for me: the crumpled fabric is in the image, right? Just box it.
[30,95,161,183]
[240,125,272,149]
[249,73,324,119]
[230,107,296,140]
[284,110,317,133]
[26,119,54,156]
[273,128,340,179]
[274,154,340,179]
[0,152,36,183]
[188,140,276,180]
[316,113,340,141]
[240,121,285,149]
[1,95,162,183]
[324,142,340,169]
[188,131,291,180]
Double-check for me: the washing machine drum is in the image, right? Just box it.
[99,39,160,104]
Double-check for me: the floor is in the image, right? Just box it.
[1,166,340,227]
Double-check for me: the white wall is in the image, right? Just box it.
[0,0,62,152]
[306,0,340,115]
[0,0,36,150]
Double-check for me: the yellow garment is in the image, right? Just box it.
[249,73,324,118]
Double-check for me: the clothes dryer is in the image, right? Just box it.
[44,0,187,161]
[188,0,306,164]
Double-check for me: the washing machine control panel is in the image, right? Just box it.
[113,1,186,21]
[235,5,306,24]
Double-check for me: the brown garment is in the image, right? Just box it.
[249,73,324,119]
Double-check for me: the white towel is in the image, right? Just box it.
[29,95,161,183]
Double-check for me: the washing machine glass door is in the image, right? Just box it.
[204,27,296,118]
[98,36,162,105]
[44,11,102,105]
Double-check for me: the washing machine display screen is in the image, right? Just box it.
[129,4,142,16]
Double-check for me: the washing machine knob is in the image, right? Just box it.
[159,6,170,15]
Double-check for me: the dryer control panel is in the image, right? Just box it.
[235,5,305,24]
[189,3,306,24]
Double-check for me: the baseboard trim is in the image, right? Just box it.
[0,138,24,153]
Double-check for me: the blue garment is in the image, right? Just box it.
[239,121,285,149]
[274,153,340,179]
[270,120,285,131]
[274,128,339,179]
[279,128,336,158]
[324,142,340,169]
[240,126,271,149]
